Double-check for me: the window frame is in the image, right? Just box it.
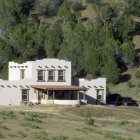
[96,89,104,101]
[20,69,25,79]
[48,70,55,82]
[37,70,45,81]
[21,89,29,102]
[58,70,65,82]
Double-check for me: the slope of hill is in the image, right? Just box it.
[0,105,139,140]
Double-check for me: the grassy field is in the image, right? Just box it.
[0,105,139,140]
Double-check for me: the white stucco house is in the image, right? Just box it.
[0,58,106,106]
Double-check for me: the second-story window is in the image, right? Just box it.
[48,70,55,81]
[37,70,45,81]
[58,70,65,81]
[20,69,25,79]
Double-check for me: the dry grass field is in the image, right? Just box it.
[0,105,139,140]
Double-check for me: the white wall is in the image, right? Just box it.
[79,78,106,104]
[8,61,32,81]
[8,58,71,85]
[0,79,36,105]
[31,58,71,85]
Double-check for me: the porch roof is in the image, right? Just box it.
[31,85,86,91]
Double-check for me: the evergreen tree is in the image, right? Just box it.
[121,41,135,66]
[101,59,120,84]
[45,24,63,57]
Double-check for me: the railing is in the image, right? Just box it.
[41,99,87,105]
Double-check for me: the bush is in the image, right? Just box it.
[34,131,49,140]
[22,122,41,129]
[85,112,95,126]
[52,135,69,140]
[24,112,42,123]
[86,0,102,5]
[71,2,85,12]
[0,111,16,119]
[119,120,130,125]
[127,80,135,88]
[0,123,9,130]
[135,71,140,78]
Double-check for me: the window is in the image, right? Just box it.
[37,70,45,81]
[38,91,44,101]
[58,70,65,81]
[21,89,29,102]
[48,70,55,81]
[20,69,25,79]
[97,90,103,101]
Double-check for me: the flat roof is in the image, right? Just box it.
[31,85,86,91]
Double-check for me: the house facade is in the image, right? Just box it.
[0,58,106,105]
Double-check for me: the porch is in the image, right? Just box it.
[31,85,87,105]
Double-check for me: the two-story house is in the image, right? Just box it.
[0,58,106,105]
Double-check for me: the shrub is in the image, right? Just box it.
[52,135,69,140]
[0,122,9,130]
[34,131,49,140]
[71,2,85,12]
[22,122,41,129]
[24,112,42,123]
[0,132,5,138]
[119,120,130,125]
[127,80,135,88]
[0,111,16,119]
[85,112,95,126]
[135,71,140,78]
[105,131,125,140]
[86,0,102,5]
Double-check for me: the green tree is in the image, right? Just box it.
[58,0,75,24]
[0,39,12,69]
[58,23,88,75]
[101,59,120,84]
[121,41,135,66]
[0,0,23,31]
[84,46,101,77]
[125,0,140,16]
[45,24,63,57]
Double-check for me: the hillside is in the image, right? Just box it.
[0,0,140,99]
[0,105,139,140]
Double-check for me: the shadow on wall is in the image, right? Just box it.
[82,94,104,105]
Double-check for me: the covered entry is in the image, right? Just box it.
[31,85,87,105]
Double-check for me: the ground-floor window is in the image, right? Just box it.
[96,90,103,101]
[21,89,29,102]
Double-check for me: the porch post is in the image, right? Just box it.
[102,89,104,104]
[53,91,55,104]
[77,91,79,100]
[83,91,85,101]
[45,90,48,100]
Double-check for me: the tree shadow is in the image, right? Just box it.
[119,74,131,83]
